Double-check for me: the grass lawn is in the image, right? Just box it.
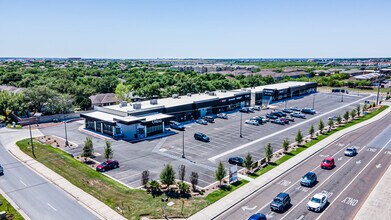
[249,105,388,178]
[0,193,24,220]
[16,140,248,219]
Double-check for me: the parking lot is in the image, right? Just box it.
[39,92,374,188]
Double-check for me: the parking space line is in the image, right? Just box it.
[209,95,372,162]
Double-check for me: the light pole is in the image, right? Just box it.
[312,93,315,109]
[284,100,287,109]
[182,129,185,158]
[29,124,36,159]
[162,197,168,219]
[341,90,344,102]
[376,75,381,105]
[240,111,243,138]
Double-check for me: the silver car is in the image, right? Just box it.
[344,147,357,156]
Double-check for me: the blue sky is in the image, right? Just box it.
[0,0,390,58]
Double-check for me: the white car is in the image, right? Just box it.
[307,193,328,212]
[254,106,262,111]
[245,119,259,126]
[216,113,228,119]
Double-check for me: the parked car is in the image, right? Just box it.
[271,111,286,117]
[279,118,290,124]
[248,107,255,113]
[285,116,295,122]
[194,132,210,142]
[321,157,335,169]
[300,172,317,187]
[245,119,260,126]
[240,107,250,113]
[270,192,291,212]
[216,113,228,119]
[301,108,316,115]
[203,116,215,123]
[228,156,244,166]
[259,116,270,122]
[266,114,278,119]
[328,116,338,121]
[271,119,285,125]
[248,213,267,220]
[291,112,306,119]
[169,121,185,131]
[253,116,267,124]
[290,106,301,112]
[282,108,293,113]
[307,193,328,212]
[254,106,262,111]
[0,164,4,175]
[196,119,208,125]
[96,160,119,172]
[344,147,357,157]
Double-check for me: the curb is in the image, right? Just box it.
[0,187,31,220]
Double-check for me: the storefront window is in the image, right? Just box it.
[147,123,163,135]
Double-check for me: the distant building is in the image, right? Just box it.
[0,85,24,93]
[89,93,119,107]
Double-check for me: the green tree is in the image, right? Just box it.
[265,143,273,162]
[295,130,303,145]
[103,140,114,160]
[308,124,315,138]
[189,172,199,192]
[244,152,253,173]
[328,119,334,132]
[23,86,58,113]
[350,109,357,119]
[356,105,361,117]
[147,180,160,197]
[82,137,94,157]
[160,163,176,186]
[337,115,342,124]
[215,161,226,186]
[177,181,190,194]
[282,138,290,152]
[363,104,368,112]
[115,83,130,101]
[344,111,350,122]
[318,119,325,134]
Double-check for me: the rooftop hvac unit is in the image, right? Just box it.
[150,99,158,105]
[120,101,128,107]
[187,93,192,97]
[205,91,210,94]
[221,90,227,93]
[209,92,216,96]
[172,94,180,99]
[133,102,142,109]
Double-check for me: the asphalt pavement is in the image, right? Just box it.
[0,129,99,220]
[215,108,391,220]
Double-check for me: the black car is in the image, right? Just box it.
[203,116,215,123]
[194,132,210,142]
[266,114,278,119]
[251,116,265,124]
[270,192,291,212]
[228,156,244,166]
[240,107,250,113]
[282,108,293,113]
[0,164,3,175]
[248,213,267,220]
[301,108,316,115]
[276,111,287,117]
[291,112,306,119]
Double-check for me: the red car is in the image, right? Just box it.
[96,160,119,172]
[321,157,334,169]
[280,118,290,124]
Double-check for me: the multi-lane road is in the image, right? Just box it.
[216,111,391,220]
[0,129,98,220]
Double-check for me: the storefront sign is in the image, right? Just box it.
[236,96,242,100]
[264,89,275,96]
[229,165,238,183]
[228,98,236,101]
[152,119,162,124]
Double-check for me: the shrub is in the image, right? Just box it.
[160,163,176,186]
[82,137,94,157]
[215,161,226,186]
[265,143,273,162]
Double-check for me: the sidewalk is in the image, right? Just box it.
[4,129,126,220]
[190,104,391,220]
[354,149,391,219]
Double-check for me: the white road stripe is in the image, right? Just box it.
[19,180,27,187]
[315,138,391,220]
[209,95,372,162]
[47,203,57,211]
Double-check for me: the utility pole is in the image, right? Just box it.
[312,93,315,109]
[376,75,381,105]
[182,130,185,158]
[284,100,287,109]
[64,116,69,147]
[341,90,344,102]
[240,111,243,138]
[162,197,168,219]
[29,125,36,159]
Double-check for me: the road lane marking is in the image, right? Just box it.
[341,197,359,206]
[209,95,372,162]
[241,205,257,211]
[254,143,354,214]
[19,180,27,187]
[356,160,361,164]
[47,203,57,211]
[277,180,291,187]
[376,164,382,169]
[315,138,391,220]
[280,145,370,220]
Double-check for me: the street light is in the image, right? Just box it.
[240,111,243,138]
[29,124,36,159]
[162,197,168,219]
[341,90,344,102]
[312,93,315,109]
[182,129,185,158]
[64,116,69,147]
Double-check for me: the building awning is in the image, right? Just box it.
[80,112,117,125]
[143,113,174,122]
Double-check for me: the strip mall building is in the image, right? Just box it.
[81,81,317,140]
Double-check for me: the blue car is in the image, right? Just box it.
[248,213,267,220]
[300,172,317,187]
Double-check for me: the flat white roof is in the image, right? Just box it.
[82,111,118,122]
[234,81,313,93]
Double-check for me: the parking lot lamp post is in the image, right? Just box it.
[312,93,315,109]
[240,111,243,138]
[64,116,69,147]
[162,197,168,219]
[182,130,185,158]
[29,124,36,159]
[341,91,344,102]
[284,100,287,109]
